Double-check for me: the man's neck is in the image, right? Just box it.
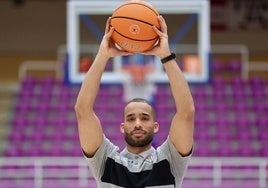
[126,144,152,155]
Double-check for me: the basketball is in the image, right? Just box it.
[110,0,160,53]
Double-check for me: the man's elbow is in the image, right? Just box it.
[74,103,82,120]
[190,104,195,116]
[74,101,82,113]
[184,103,195,121]
[74,102,91,118]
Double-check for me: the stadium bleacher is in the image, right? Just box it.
[7,73,268,157]
[1,58,267,187]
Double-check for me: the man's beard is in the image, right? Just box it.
[124,128,154,147]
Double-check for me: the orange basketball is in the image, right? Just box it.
[110,0,160,53]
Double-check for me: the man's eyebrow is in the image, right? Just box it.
[126,113,135,118]
[126,113,150,118]
[141,113,150,117]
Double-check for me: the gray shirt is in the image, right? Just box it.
[84,136,191,188]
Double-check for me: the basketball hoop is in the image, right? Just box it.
[122,64,154,84]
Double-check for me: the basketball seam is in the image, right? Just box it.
[114,2,159,16]
[111,16,160,30]
[113,29,159,42]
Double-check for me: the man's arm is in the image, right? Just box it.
[143,16,195,156]
[74,53,108,157]
[163,59,195,156]
[74,18,132,157]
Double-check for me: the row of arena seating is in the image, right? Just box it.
[5,76,268,157]
[0,177,259,188]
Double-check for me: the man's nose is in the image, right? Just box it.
[135,119,142,128]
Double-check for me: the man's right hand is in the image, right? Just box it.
[98,17,133,61]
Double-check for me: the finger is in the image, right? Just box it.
[106,26,114,38]
[158,15,167,34]
[119,51,134,56]
[140,50,154,56]
[153,25,162,36]
[105,17,112,34]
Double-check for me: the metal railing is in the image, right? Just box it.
[211,44,249,80]
[18,60,62,81]
[18,44,268,83]
[0,157,267,188]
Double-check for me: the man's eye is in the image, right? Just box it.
[127,118,135,122]
[142,117,150,121]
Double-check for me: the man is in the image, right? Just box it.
[75,15,195,188]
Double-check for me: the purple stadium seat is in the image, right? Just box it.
[233,102,250,111]
[195,129,210,140]
[212,77,226,89]
[214,101,229,111]
[194,145,213,156]
[195,116,210,127]
[232,87,248,99]
[37,88,52,99]
[156,86,171,96]
[230,76,245,84]
[216,127,232,140]
[35,101,50,113]
[9,128,26,141]
[237,145,254,156]
[235,116,250,128]
[259,130,268,140]
[27,147,43,156]
[156,104,175,117]
[4,146,23,156]
[182,179,214,188]
[227,59,241,72]
[216,143,234,156]
[213,88,228,100]
[219,179,259,188]
[18,88,34,100]
[249,76,264,87]
[195,100,211,112]
[11,116,29,127]
[253,103,267,113]
[212,59,225,72]
[30,130,46,141]
[15,100,31,112]
[191,85,211,99]
[259,145,268,156]
[237,129,253,140]
[40,76,56,88]
[256,117,267,129]
[21,76,37,88]
[0,179,35,188]
[30,116,47,127]
[252,88,265,98]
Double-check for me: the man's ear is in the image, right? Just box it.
[120,122,125,133]
[154,122,159,133]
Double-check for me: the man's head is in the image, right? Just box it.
[120,98,159,150]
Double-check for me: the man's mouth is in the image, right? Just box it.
[131,130,145,137]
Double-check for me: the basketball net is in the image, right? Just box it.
[122,64,154,84]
